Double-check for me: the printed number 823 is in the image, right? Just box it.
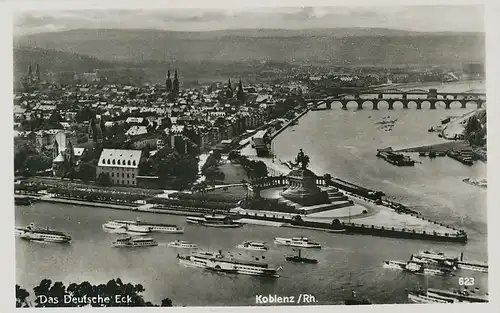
[458,277,475,286]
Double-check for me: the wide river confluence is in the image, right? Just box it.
[16,81,487,306]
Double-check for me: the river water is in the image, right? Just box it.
[15,81,487,306]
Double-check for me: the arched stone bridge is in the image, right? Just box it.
[306,89,486,110]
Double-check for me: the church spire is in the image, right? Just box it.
[166,70,172,93]
[35,64,40,82]
[237,79,245,102]
[173,69,179,98]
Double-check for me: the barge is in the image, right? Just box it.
[376,150,415,166]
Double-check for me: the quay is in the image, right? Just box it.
[447,149,474,166]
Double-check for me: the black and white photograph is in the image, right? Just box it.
[11,2,492,308]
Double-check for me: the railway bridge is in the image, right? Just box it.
[306,88,486,110]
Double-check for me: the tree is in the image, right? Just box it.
[97,172,112,186]
[16,284,29,308]
[19,278,173,307]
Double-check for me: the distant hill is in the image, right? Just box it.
[14,47,122,80]
[14,28,485,66]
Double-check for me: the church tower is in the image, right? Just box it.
[35,64,41,82]
[27,64,33,84]
[52,139,59,160]
[166,70,172,93]
[237,79,245,102]
[173,69,179,98]
[226,78,233,98]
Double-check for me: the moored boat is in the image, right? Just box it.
[186,214,242,228]
[112,236,158,247]
[383,259,455,277]
[408,289,464,303]
[177,250,280,278]
[426,288,488,303]
[103,217,183,234]
[15,223,71,243]
[274,236,321,249]
[236,241,268,251]
[167,240,198,249]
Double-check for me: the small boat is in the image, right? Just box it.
[15,223,71,243]
[462,178,487,189]
[15,196,37,206]
[274,236,321,249]
[112,236,158,247]
[167,240,198,249]
[285,249,318,264]
[236,241,268,251]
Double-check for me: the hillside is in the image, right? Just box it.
[14,47,123,79]
[14,28,485,66]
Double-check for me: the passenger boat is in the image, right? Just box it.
[167,240,198,249]
[425,288,488,303]
[285,249,318,264]
[102,217,184,234]
[15,223,71,243]
[274,236,321,249]
[410,254,457,271]
[103,223,150,235]
[408,289,466,303]
[236,241,268,251]
[186,214,242,228]
[383,260,455,277]
[457,261,488,273]
[112,236,158,247]
[177,250,280,277]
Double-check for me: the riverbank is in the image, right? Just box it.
[396,140,470,153]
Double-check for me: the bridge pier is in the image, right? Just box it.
[357,102,363,110]
[373,102,378,110]
[402,94,407,100]
[417,102,422,110]
[403,102,408,109]
[326,102,331,109]
[445,102,451,109]
[430,102,436,110]
[342,102,347,110]
[461,101,467,109]
[388,101,394,110]
[378,94,383,99]
[477,101,483,108]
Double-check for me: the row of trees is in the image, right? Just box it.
[464,110,487,147]
[14,140,53,175]
[148,197,234,211]
[16,278,173,308]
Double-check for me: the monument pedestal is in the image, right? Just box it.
[281,168,330,206]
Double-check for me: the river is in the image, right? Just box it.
[15,80,487,306]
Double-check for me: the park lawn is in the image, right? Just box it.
[218,162,248,184]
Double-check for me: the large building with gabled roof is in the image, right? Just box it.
[96,149,143,186]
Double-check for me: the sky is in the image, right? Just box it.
[14,6,484,35]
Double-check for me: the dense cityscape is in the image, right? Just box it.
[14,6,488,309]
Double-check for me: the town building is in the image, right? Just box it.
[96,149,143,186]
